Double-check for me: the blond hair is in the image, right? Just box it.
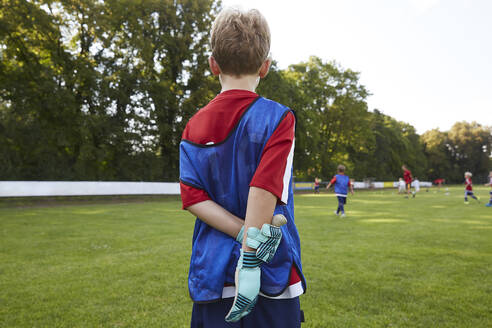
[210,7,271,76]
[337,165,346,173]
[465,171,472,177]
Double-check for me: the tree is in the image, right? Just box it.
[361,110,427,181]
[421,122,492,183]
[260,57,373,180]
[0,0,82,180]
[0,0,220,181]
[421,129,453,181]
[447,122,492,182]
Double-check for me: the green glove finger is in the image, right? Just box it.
[260,223,282,238]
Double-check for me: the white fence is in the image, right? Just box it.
[295,181,432,191]
[0,181,180,197]
[1,180,434,197]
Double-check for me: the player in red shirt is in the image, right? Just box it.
[464,172,479,204]
[402,165,415,198]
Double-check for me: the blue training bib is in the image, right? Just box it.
[180,97,305,302]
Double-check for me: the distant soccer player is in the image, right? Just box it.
[402,165,414,198]
[314,177,320,194]
[326,165,354,217]
[464,172,479,204]
[398,178,406,194]
[485,171,492,207]
[413,177,420,193]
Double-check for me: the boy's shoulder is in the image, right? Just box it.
[182,91,293,145]
[258,97,294,120]
[258,96,290,109]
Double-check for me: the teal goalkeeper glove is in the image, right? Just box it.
[235,214,286,263]
[245,224,282,263]
[225,250,261,322]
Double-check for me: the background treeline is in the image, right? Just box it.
[1,0,491,183]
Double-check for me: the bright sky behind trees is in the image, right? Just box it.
[222,0,492,133]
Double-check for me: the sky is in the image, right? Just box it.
[221,0,492,134]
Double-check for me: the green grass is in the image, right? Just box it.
[1,186,491,327]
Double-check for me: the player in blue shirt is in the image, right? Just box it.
[326,165,354,217]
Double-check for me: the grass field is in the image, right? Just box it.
[1,186,491,327]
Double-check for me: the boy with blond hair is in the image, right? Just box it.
[179,6,305,327]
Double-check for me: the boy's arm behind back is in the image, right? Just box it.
[181,180,244,238]
[182,111,295,243]
[187,200,244,239]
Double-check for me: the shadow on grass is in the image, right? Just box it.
[358,219,408,223]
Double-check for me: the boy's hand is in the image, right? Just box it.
[225,250,261,322]
[246,224,283,263]
[236,214,287,263]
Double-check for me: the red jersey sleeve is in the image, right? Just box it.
[180,182,211,209]
[250,112,295,204]
[330,176,337,184]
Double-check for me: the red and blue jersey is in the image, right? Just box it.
[180,90,295,209]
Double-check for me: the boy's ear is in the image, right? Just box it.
[209,56,221,76]
[259,59,271,78]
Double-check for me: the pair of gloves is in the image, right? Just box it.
[224,215,286,322]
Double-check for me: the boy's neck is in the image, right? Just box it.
[220,73,259,93]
